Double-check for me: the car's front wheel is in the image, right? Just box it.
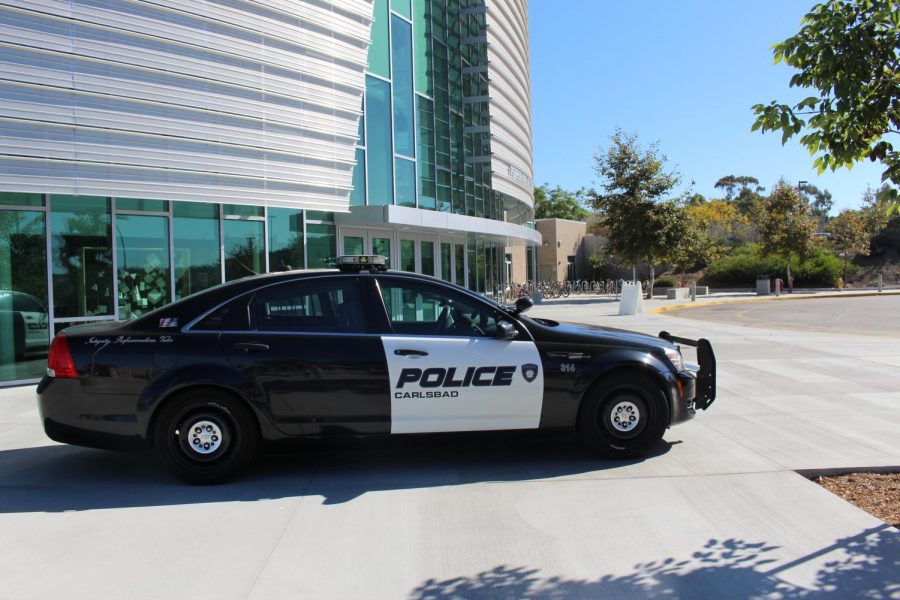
[153,391,258,484]
[577,373,669,459]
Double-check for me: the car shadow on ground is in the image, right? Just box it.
[0,431,675,513]
[406,525,900,599]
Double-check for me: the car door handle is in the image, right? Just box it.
[233,342,270,352]
[394,349,429,357]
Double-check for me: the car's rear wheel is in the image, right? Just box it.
[153,390,258,484]
[577,372,669,459]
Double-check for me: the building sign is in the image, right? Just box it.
[507,164,533,188]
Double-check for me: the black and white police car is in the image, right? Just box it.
[38,255,716,484]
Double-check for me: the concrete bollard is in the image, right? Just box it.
[878,274,883,292]
[690,281,696,302]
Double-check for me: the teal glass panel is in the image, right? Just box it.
[116,214,170,319]
[416,96,436,209]
[413,0,432,95]
[365,76,393,205]
[391,0,411,19]
[224,219,264,281]
[391,15,415,158]
[395,157,417,207]
[350,148,367,206]
[268,208,304,271]
[440,242,451,281]
[116,198,168,212]
[475,238,485,293]
[399,238,415,272]
[421,240,434,276]
[306,222,336,269]
[306,211,334,222]
[368,0,390,78]
[173,201,221,299]
[455,243,465,287]
[343,236,364,255]
[357,98,365,145]
[0,192,44,207]
[50,195,113,318]
[372,237,392,269]
[223,204,264,217]
[0,209,48,381]
[466,238,476,291]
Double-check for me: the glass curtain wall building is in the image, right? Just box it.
[0,0,537,385]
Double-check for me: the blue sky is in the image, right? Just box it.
[529,0,887,214]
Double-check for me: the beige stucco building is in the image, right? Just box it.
[535,218,588,282]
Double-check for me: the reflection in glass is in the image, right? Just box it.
[116,198,168,212]
[421,240,434,276]
[306,222,336,269]
[367,0,390,78]
[50,195,113,318]
[268,208,304,271]
[116,215,170,319]
[441,242,451,281]
[0,209,48,382]
[396,158,417,207]
[400,239,416,272]
[455,243,465,288]
[174,202,221,299]
[373,237,392,269]
[365,76,393,205]
[0,191,44,208]
[391,15,415,158]
[343,236,364,255]
[224,219,265,281]
[350,148,367,206]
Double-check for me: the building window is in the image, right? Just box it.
[421,240,434,276]
[0,208,48,382]
[306,222,336,269]
[395,157,417,207]
[173,202,221,300]
[365,76,394,206]
[116,214,170,319]
[116,198,168,212]
[440,242,451,281]
[399,238,416,272]
[391,15,415,158]
[350,148,367,206]
[372,236,392,269]
[50,195,113,318]
[224,219,265,281]
[368,0,391,78]
[268,208,304,271]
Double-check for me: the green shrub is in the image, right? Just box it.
[706,243,842,287]
[653,276,677,288]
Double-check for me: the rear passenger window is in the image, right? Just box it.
[250,278,365,333]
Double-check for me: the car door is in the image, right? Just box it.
[375,275,544,434]
[220,275,390,436]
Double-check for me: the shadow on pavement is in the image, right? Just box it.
[409,526,900,599]
[0,431,675,513]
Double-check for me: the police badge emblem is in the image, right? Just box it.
[521,363,538,383]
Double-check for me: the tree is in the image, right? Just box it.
[669,206,718,285]
[759,181,818,291]
[588,129,682,295]
[860,183,897,234]
[688,199,749,244]
[714,175,766,217]
[533,184,590,221]
[799,183,834,217]
[825,209,871,281]
[751,0,900,196]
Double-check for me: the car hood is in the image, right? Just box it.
[523,317,674,350]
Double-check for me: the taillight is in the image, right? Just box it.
[47,333,78,378]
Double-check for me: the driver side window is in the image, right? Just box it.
[378,279,497,337]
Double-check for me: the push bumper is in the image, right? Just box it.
[659,331,717,410]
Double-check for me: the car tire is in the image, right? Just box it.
[153,390,258,484]
[577,372,669,459]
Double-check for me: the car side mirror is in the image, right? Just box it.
[495,320,518,340]
[514,296,533,315]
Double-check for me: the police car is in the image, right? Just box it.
[38,255,716,484]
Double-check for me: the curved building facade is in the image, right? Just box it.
[0,0,537,385]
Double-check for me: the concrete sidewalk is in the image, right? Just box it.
[1,295,898,599]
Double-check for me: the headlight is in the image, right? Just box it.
[664,347,684,371]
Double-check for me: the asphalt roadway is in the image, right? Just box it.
[0,291,898,599]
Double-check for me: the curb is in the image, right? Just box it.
[650,289,900,315]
